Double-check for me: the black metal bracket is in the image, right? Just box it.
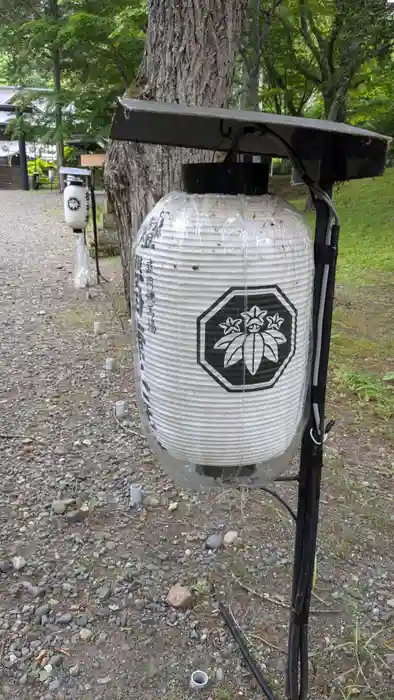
[220,186,338,700]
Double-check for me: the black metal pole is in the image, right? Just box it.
[286,182,339,700]
[90,181,100,285]
[17,111,29,191]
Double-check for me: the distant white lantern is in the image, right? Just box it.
[64,178,89,230]
[132,163,314,489]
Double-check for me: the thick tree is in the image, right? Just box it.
[105,0,249,306]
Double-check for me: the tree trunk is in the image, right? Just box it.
[106,0,248,307]
[49,0,64,191]
[242,0,261,110]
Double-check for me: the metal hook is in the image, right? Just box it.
[310,428,328,445]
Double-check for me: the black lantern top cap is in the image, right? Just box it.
[111,98,391,182]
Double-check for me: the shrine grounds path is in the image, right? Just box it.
[0,182,393,700]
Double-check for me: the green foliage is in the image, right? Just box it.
[0,0,146,140]
[260,0,394,120]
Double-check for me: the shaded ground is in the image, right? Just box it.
[0,191,393,700]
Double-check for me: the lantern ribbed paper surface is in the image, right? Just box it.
[133,191,314,488]
[64,182,89,230]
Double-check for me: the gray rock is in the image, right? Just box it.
[0,560,12,574]
[22,581,41,597]
[49,680,61,692]
[12,556,26,571]
[216,668,224,682]
[69,664,80,677]
[39,669,50,682]
[19,674,28,686]
[75,614,88,627]
[79,627,93,641]
[35,603,51,619]
[65,509,88,524]
[97,676,112,685]
[49,655,63,668]
[97,583,111,601]
[58,612,73,624]
[205,534,222,551]
[52,500,67,515]
[387,599,394,608]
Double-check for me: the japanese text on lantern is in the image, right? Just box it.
[145,258,156,334]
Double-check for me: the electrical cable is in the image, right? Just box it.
[219,126,339,700]
[219,603,277,700]
[260,486,297,522]
[89,182,110,285]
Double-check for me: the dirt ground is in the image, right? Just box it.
[0,192,393,700]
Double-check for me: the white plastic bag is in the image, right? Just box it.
[74,233,90,289]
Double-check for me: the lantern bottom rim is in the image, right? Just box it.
[195,463,256,481]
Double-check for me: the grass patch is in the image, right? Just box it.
[292,168,394,285]
[332,368,394,420]
[292,170,394,430]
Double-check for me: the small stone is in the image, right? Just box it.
[216,668,224,682]
[35,603,51,619]
[97,676,111,685]
[0,560,12,574]
[19,674,28,686]
[97,583,111,601]
[44,664,53,674]
[79,628,93,641]
[39,670,50,682]
[129,484,143,507]
[168,502,178,512]
[52,501,67,515]
[49,655,63,668]
[58,612,73,624]
[22,581,41,597]
[69,664,80,677]
[387,599,394,609]
[12,556,26,571]
[166,583,193,609]
[65,508,88,524]
[205,534,222,551]
[49,680,61,692]
[223,530,238,546]
[75,614,88,627]
[134,599,144,610]
[143,495,160,508]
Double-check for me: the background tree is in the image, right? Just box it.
[264,0,394,122]
[105,0,249,306]
[0,0,145,162]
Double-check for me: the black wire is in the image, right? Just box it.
[216,128,334,700]
[219,603,277,700]
[260,486,297,522]
[89,182,101,285]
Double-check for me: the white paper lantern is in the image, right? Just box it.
[132,164,314,489]
[64,180,89,230]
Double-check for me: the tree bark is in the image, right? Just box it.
[105,0,248,307]
[48,0,64,191]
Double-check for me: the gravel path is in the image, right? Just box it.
[0,192,393,700]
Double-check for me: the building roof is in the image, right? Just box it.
[0,141,56,161]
